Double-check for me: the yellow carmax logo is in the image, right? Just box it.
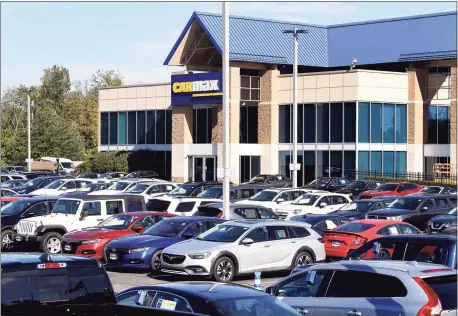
[173,80,219,93]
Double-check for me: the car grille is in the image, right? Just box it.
[162,253,186,264]
[366,215,388,220]
[16,221,37,235]
[105,247,127,261]
[61,239,80,254]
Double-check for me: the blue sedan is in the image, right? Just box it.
[104,216,225,271]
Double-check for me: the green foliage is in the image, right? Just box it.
[39,65,71,112]
[85,151,128,173]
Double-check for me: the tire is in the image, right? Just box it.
[150,250,162,273]
[293,251,314,267]
[40,232,63,254]
[212,256,235,282]
[1,229,15,251]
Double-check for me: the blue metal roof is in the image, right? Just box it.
[164,11,457,67]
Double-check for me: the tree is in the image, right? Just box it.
[39,65,71,113]
[90,69,123,90]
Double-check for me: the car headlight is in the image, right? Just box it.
[293,209,302,214]
[445,223,457,228]
[17,189,26,194]
[388,216,403,221]
[188,252,211,259]
[128,247,150,253]
[81,238,102,244]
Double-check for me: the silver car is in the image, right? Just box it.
[266,260,457,316]
[160,220,326,282]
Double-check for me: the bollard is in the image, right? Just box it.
[254,271,261,290]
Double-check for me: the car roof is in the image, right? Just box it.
[164,216,224,223]
[226,219,311,227]
[352,199,387,203]
[118,211,175,217]
[60,193,145,201]
[345,219,408,226]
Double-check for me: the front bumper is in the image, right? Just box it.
[61,238,106,259]
[103,247,153,269]
[160,253,213,276]
[14,233,42,243]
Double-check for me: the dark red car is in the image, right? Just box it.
[359,182,422,199]
[61,211,177,259]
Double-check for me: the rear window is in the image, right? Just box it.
[424,275,457,310]
[193,207,222,218]
[290,226,310,238]
[146,199,171,212]
[334,223,375,233]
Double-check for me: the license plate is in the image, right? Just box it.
[109,253,118,260]
[15,236,22,241]
[332,241,340,247]
[64,245,71,251]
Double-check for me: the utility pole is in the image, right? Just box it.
[222,1,230,219]
[27,89,31,172]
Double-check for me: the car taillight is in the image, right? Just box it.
[413,277,442,316]
[318,238,324,243]
[37,262,67,269]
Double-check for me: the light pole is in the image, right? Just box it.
[283,28,308,188]
[222,1,230,219]
[27,88,31,172]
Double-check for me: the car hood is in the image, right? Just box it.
[106,234,176,248]
[332,210,364,218]
[10,185,28,192]
[235,200,272,205]
[430,214,457,224]
[30,188,60,196]
[18,213,71,225]
[163,238,228,254]
[64,227,127,240]
[368,208,415,216]
[361,190,394,197]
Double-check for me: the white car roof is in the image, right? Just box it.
[302,192,348,197]
[224,219,311,228]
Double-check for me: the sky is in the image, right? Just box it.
[1,1,456,92]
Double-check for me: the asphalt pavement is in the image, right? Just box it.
[107,269,289,293]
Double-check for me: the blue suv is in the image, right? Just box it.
[104,216,225,271]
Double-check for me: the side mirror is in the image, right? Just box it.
[372,242,381,254]
[421,206,428,211]
[132,225,144,233]
[241,238,254,245]
[265,285,276,295]
[80,209,88,220]
[276,198,285,203]
[181,232,194,239]
[305,271,317,285]
[320,202,328,208]
[60,187,67,191]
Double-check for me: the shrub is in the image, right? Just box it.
[84,151,128,173]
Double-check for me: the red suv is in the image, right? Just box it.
[61,211,177,260]
[359,182,422,199]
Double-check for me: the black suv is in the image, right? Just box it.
[336,180,381,199]
[1,253,116,310]
[125,170,159,178]
[167,181,226,197]
[241,174,292,188]
[303,177,352,192]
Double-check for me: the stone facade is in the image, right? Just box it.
[171,106,193,144]
[407,67,427,144]
[450,66,457,145]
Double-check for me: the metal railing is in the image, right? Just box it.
[356,170,457,185]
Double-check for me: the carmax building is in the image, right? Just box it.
[98,11,457,185]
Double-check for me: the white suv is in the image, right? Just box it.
[276,192,352,219]
[124,181,178,202]
[235,188,312,211]
[146,196,222,216]
[30,179,96,196]
[160,220,326,282]
[91,178,156,196]
[14,195,145,253]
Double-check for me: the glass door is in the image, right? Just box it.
[193,157,204,182]
[193,156,216,182]
[205,157,215,182]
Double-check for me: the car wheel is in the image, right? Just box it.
[150,250,162,273]
[1,229,15,251]
[40,232,63,254]
[294,251,314,267]
[213,256,235,282]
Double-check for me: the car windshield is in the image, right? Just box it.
[374,183,398,191]
[98,214,136,230]
[449,208,457,215]
[168,185,196,196]
[197,187,223,198]
[291,194,320,206]
[334,222,375,233]
[1,200,31,215]
[346,181,367,189]
[45,180,66,189]
[216,296,300,316]
[420,186,442,194]
[143,220,189,237]
[126,183,151,194]
[52,199,81,215]
[107,181,130,191]
[310,178,331,186]
[337,202,373,212]
[76,184,98,192]
[60,162,74,168]
[25,178,46,187]
[197,224,248,242]
[250,191,278,201]
[0,181,14,188]
[388,198,425,210]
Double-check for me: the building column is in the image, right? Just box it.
[259,66,280,174]
[450,65,457,169]
[171,105,193,183]
[407,66,427,173]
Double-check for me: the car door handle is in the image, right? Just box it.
[296,308,308,315]
[347,311,362,316]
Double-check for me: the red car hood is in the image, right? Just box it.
[361,190,395,197]
[64,227,128,240]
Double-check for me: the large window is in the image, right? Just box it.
[100,110,171,145]
[426,67,451,100]
[330,103,343,143]
[395,104,407,143]
[240,106,258,143]
[303,104,316,143]
[240,156,261,183]
[279,104,291,143]
[344,102,356,142]
[316,103,329,143]
[358,151,407,175]
[193,108,212,144]
[240,69,260,143]
[383,104,395,143]
[279,151,316,185]
[428,105,450,144]
[371,104,382,143]
[358,102,370,143]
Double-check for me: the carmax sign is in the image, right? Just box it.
[171,72,222,105]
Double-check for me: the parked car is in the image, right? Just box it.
[116,283,301,316]
[266,260,457,316]
[193,202,280,220]
[61,211,177,260]
[125,170,159,179]
[240,174,292,188]
[358,182,422,199]
[20,171,59,179]
[90,178,153,195]
[77,172,101,179]
[104,216,225,271]
[30,178,96,196]
[410,185,457,195]
[146,196,222,216]
[167,181,227,197]
[1,253,116,309]
[195,185,265,201]
[303,177,353,192]
[427,207,457,235]
[329,198,396,220]
[14,194,146,253]
[160,220,326,282]
[0,196,27,207]
[292,234,458,274]
[1,173,28,182]
[0,179,28,189]
[3,166,26,173]
[1,196,59,250]
[365,195,457,231]
[336,180,382,199]
[235,188,310,212]
[98,172,128,180]
[275,192,352,219]
[61,182,113,197]
[323,219,421,260]
[289,214,350,236]
[1,188,17,197]
[11,176,70,194]
[125,181,177,201]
